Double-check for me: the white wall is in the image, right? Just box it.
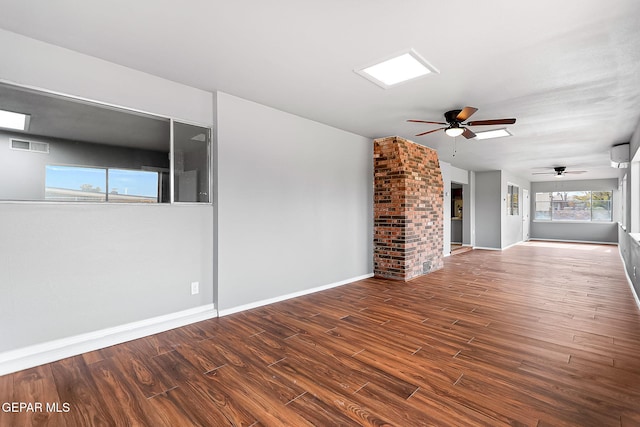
[619,119,640,302]
[440,161,470,255]
[440,162,452,255]
[464,172,475,246]
[474,170,530,250]
[0,29,212,124]
[501,171,530,248]
[0,30,215,355]
[530,178,619,243]
[215,92,373,313]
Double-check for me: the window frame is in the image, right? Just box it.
[507,183,519,216]
[0,81,213,205]
[534,190,613,223]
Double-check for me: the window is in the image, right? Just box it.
[507,184,519,215]
[45,166,159,202]
[108,169,159,203]
[0,81,211,204]
[173,122,210,203]
[534,191,612,222]
[45,165,107,202]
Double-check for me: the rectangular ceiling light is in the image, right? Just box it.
[474,128,512,140]
[0,109,30,131]
[355,49,439,89]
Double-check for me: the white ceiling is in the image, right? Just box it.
[1,0,639,182]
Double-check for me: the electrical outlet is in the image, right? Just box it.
[191,281,199,295]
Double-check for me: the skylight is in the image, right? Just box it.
[474,128,512,140]
[355,49,439,89]
[0,109,30,131]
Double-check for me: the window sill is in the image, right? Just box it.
[532,220,615,224]
[629,233,640,243]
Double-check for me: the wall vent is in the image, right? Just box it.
[10,139,49,154]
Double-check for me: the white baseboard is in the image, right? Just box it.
[472,246,501,251]
[218,273,374,317]
[618,247,640,311]
[0,304,217,376]
[528,238,618,245]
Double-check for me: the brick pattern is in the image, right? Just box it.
[373,136,444,281]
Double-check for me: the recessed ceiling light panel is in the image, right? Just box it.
[473,128,512,140]
[0,109,30,131]
[355,48,439,89]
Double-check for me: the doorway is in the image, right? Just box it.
[451,182,467,254]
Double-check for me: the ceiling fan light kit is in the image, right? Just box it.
[408,106,516,140]
[445,125,464,137]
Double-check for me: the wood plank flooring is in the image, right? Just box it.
[2,241,640,426]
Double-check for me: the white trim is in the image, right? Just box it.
[528,238,618,246]
[532,220,616,225]
[218,273,374,317]
[473,242,522,251]
[0,304,216,376]
[617,247,640,310]
[502,241,522,251]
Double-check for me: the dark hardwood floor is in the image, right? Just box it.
[2,241,640,426]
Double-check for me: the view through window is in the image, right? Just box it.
[534,191,612,221]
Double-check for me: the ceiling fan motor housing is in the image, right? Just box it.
[444,109,463,124]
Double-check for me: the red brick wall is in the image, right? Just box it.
[373,136,444,280]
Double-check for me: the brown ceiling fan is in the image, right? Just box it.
[407,106,516,138]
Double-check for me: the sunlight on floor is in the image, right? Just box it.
[523,241,614,252]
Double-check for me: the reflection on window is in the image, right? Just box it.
[45,165,158,203]
[534,191,612,222]
[108,169,158,203]
[0,82,212,204]
[173,122,210,203]
[45,165,106,202]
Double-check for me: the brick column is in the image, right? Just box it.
[374,136,444,281]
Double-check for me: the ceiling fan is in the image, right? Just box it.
[407,106,516,139]
[532,166,587,179]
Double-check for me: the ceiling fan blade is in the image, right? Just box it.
[467,118,516,126]
[456,107,478,122]
[415,127,446,137]
[407,119,448,125]
[565,171,587,174]
[462,128,476,139]
[532,172,554,175]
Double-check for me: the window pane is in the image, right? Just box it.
[592,191,612,221]
[107,169,158,203]
[173,122,210,203]
[45,165,106,202]
[551,191,590,221]
[508,184,519,215]
[535,192,552,219]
